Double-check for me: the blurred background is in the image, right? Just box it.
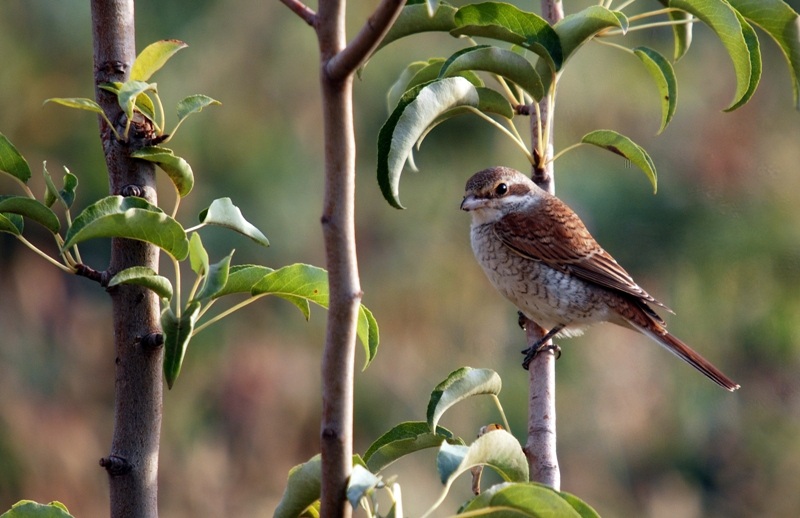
[1,0,799,516]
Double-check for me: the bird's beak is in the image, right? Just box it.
[460,194,482,211]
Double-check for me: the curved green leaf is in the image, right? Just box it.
[387,61,430,111]
[427,367,502,432]
[198,197,269,247]
[0,500,74,518]
[193,251,233,303]
[98,82,157,126]
[43,97,105,116]
[451,2,562,71]
[131,146,194,197]
[374,2,458,54]
[633,47,678,134]
[554,5,625,64]
[378,77,480,209]
[581,129,657,192]
[213,264,274,298]
[730,0,800,109]
[357,304,379,369]
[188,232,209,276]
[440,44,544,101]
[274,454,322,518]
[462,482,595,517]
[346,465,382,510]
[117,80,157,127]
[42,164,78,209]
[0,213,23,236]
[388,59,484,111]
[364,421,460,473]
[670,0,755,111]
[725,9,761,111]
[436,429,528,489]
[251,263,327,319]
[131,39,188,82]
[0,196,60,233]
[63,196,189,260]
[0,132,31,184]
[669,9,694,61]
[174,94,221,133]
[162,301,201,389]
[108,266,173,301]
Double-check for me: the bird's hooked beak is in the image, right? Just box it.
[460,193,484,211]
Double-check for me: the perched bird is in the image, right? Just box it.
[461,166,740,391]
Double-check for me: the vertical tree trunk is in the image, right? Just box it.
[523,0,564,490]
[91,1,163,516]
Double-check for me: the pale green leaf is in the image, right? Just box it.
[117,80,157,127]
[374,2,458,55]
[250,263,328,319]
[581,130,658,192]
[436,429,528,489]
[188,232,209,276]
[462,482,595,517]
[346,465,382,510]
[63,196,189,260]
[274,454,322,518]
[193,251,233,303]
[387,61,430,111]
[554,5,625,63]
[0,132,31,184]
[198,197,269,247]
[130,39,188,82]
[43,97,104,116]
[358,304,379,369]
[162,301,201,389]
[175,94,221,127]
[633,47,678,134]
[213,264,274,298]
[108,266,173,301]
[427,367,502,432]
[131,146,194,197]
[440,44,544,100]
[364,421,460,473]
[0,500,74,518]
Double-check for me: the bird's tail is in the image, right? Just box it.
[635,322,740,392]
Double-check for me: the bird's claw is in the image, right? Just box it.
[521,342,561,370]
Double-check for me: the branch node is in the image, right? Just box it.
[121,184,145,197]
[139,333,164,351]
[99,455,133,477]
[75,263,110,286]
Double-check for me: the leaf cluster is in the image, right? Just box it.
[372,0,800,208]
[275,367,599,517]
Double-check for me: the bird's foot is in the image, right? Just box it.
[521,342,562,369]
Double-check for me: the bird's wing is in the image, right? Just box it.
[494,196,669,310]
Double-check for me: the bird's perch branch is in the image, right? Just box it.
[523,0,563,490]
[280,0,404,515]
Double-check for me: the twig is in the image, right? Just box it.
[279,0,317,26]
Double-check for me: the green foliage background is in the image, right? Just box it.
[1,0,799,516]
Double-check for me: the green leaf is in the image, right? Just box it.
[198,198,270,247]
[0,196,60,233]
[108,266,174,300]
[364,421,460,473]
[0,132,31,184]
[357,304,379,369]
[387,61,430,110]
[130,39,188,82]
[374,2,458,55]
[0,500,74,518]
[117,80,157,127]
[162,301,201,389]
[175,94,221,128]
[43,97,105,116]
[633,47,678,134]
[388,59,484,111]
[98,83,157,125]
[0,213,23,236]
[729,0,800,109]
[726,9,762,111]
[346,465,382,510]
[440,44,544,101]
[188,232,209,276]
[42,164,78,209]
[462,482,596,517]
[669,9,694,61]
[378,77,480,209]
[427,367,502,432]
[553,5,625,64]
[130,146,194,197]
[193,251,233,303]
[63,195,189,260]
[581,130,657,192]
[274,454,322,518]
[250,263,328,319]
[451,2,562,71]
[669,0,755,111]
[213,264,274,298]
[436,428,528,489]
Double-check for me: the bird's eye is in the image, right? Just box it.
[494,183,508,196]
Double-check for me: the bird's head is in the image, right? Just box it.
[460,167,542,224]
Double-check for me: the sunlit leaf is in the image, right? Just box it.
[108,266,173,301]
[462,482,597,517]
[274,454,322,518]
[250,263,328,319]
[451,2,562,71]
[427,367,502,432]
[130,39,188,82]
[63,196,189,260]
[670,0,756,111]
[0,196,60,233]
[43,97,105,116]
[364,421,460,473]
[131,146,194,197]
[0,500,74,518]
[554,5,625,64]
[633,47,678,133]
[117,80,157,128]
[671,10,694,61]
[378,77,479,209]
[439,44,544,100]
[581,129,657,192]
[198,197,269,247]
[729,0,800,109]
[358,304,379,369]
[162,301,200,389]
[387,61,430,110]
[0,132,31,184]
[435,429,528,489]
[374,2,458,55]
[346,465,382,510]
[193,251,233,303]
[213,264,274,298]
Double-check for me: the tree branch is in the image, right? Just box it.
[279,0,317,27]
[325,0,405,81]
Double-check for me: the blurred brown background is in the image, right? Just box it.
[1,0,799,516]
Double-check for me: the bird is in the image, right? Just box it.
[460,166,740,391]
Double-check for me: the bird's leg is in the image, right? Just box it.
[521,324,564,370]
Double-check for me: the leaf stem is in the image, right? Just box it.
[171,255,182,318]
[192,294,266,336]
[549,141,584,164]
[17,235,75,273]
[464,107,534,164]
[491,394,511,433]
